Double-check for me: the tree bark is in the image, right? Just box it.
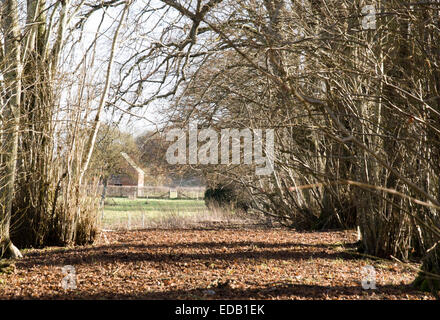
[0,0,23,259]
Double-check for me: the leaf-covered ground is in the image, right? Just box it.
[0,228,435,299]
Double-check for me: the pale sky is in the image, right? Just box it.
[80,0,171,137]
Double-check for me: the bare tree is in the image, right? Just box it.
[110,0,440,293]
[0,0,23,258]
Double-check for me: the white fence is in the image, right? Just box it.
[103,185,205,199]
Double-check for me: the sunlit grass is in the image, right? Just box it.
[100,197,262,230]
[104,197,206,213]
[101,197,209,229]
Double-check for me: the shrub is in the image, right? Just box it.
[204,184,251,213]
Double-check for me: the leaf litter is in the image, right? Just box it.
[0,228,434,300]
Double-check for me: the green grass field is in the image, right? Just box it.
[101,197,209,229]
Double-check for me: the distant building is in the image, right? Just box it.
[108,153,145,197]
[108,173,137,186]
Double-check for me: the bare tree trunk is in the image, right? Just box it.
[0,0,23,259]
[79,1,129,185]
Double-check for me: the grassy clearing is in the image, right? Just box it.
[104,198,206,214]
[101,197,260,230]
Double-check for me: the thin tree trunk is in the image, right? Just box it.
[78,1,129,184]
[0,0,23,259]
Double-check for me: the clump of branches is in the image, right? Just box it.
[1,0,131,252]
[106,0,440,294]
